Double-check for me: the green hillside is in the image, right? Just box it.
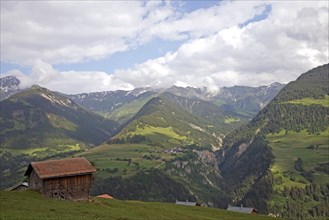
[218,64,329,219]
[0,190,275,220]
[0,85,117,149]
[268,129,329,189]
[162,92,244,132]
[283,95,329,107]
[111,94,223,149]
[81,143,229,208]
[0,86,117,189]
[108,92,156,124]
[79,143,174,178]
[101,94,229,206]
[79,91,279,208]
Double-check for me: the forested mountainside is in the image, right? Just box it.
[110,93,234,149]
[0,85,117,149]
[218,63,329,219]
[0,75,283,127]
[0,80,268,194]
[0,86,117,188]
[84,144,230,208]
[68,83,284,124]
[67,89,157,125]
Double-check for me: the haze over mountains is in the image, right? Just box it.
[0,64,328,219]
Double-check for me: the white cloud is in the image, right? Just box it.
[1,1,328,94]
[112,1,329,92]
[0,1,266,66]
[1,1,147,65]
[12,60,133,94]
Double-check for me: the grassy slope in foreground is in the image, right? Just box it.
[0,190,275,220]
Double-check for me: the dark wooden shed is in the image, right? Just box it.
[24,157,96,201]
[227,205,258,214]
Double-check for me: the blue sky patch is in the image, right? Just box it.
[239,4,272,28]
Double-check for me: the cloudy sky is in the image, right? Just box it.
[1,1,328,94]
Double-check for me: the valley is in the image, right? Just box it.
[1,2,328,219]
[0,64,328,219]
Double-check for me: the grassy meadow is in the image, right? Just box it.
[2,144,82,156]
[267,129,329,189]
[108,96,155,122]
[224,117,241,124]
[1,144,81,156]
[283,95,329,107]
[79,143,177,178]
[124,125,193,147]
[0,190,276,220]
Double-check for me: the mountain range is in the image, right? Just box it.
[1,64,328,219]
[0,85,117,149]
[0,76,284,150]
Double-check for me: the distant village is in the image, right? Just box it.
[155,147,185,154]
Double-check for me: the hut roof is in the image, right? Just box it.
[25,157,96,179]
[96,194,113,199]
[226,205,258,214]
[5,182,28,191]
[175,200,198,206]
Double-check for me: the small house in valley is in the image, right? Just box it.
[175,200,202,207]
[24,157,96,201]
[226,205,258,214]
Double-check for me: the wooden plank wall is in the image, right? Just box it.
[43,174,93,200]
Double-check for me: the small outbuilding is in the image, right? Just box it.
[227,205,258,214]
[175,200,202,207]
[96,194,114,199]
[24,157,96,201]
[5,182,28,192]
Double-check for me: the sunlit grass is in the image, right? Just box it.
[79,143,176,178]
[267,128,329,189]
[283,95,329,107]
[224,117,241,124]
[0,190,276,220]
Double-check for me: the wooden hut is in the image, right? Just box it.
[227,205,258,214]
[24,157,96,201]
